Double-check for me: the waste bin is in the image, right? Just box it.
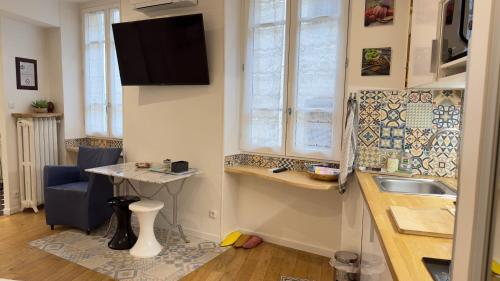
[333,251,359,281]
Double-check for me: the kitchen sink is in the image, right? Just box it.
[374,176,457,197]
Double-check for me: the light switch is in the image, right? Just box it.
[8,102,15,109]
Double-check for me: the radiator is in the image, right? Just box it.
[16,117,59,213]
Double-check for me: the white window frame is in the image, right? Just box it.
[240,0,348,161]
[82,4,122,138]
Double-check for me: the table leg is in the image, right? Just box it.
[104,177,126,238]
[165,179,189,243]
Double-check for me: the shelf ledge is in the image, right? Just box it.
[12,113,63,118]
[224,165,338,191]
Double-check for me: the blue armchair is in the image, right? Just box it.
[44,146,122,234]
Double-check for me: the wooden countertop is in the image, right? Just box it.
[12,113,63,118]
[224,165,338,191]
[356,171,456,281]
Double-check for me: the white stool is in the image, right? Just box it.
[129,200,164,258]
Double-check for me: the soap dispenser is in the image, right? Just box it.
[386,151,399,173]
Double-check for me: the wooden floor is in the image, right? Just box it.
[0,210,333,281]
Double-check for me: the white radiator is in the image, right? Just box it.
[16,117,59,213]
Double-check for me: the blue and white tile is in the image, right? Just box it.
[404,128,433,155]
[379,102,406,128]
[430,131,460,154]
[381,90,407,105]
[358,147,382,168]
[433,89,463,107]
[360,90,385,105]
[359,103,381,126]
[432,105,461,129]
[411,150,431,176]
[406,103,433,128]
[358,125,380,148]
[408,90,433,104]
[429,151,458,178]
[380,125,405,150]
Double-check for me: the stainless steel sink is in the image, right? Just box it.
[374,176,457,197]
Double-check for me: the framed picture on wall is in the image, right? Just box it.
[362,47,392,76]
[15,57,38,90]
[364,0,394,27]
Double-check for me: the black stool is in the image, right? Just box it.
[107,196,141,250]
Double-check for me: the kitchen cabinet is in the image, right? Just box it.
[407,0,468,89]
[360,200,393,281]
[407,0,441,88]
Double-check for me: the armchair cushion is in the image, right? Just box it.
[44,166,81,187]
[77,146,122,181]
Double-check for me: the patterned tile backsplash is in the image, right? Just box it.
[357,89,463,178]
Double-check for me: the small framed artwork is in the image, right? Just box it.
[15,57,38,90]
[361,47,392,76]
[364,0,394,27]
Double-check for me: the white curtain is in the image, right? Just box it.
[84,11,107,136]
[241,0,288,154]
[291,0,346,160]
[84,8,123,138]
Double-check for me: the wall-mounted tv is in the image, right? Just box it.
[112,13,209,86]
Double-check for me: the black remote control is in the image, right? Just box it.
[271,167,288,173]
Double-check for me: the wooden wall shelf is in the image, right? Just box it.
[12,113,63,118]
[224,165,338,191]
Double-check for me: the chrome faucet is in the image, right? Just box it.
[426,128,461,151]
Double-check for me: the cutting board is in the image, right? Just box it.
[389,206,455,239]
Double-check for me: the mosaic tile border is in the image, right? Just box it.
[65,137,123,149]
[224,154,338,172]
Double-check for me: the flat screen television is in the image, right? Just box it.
[112,13,209,86]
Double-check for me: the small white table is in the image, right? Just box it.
[86,162,200,243]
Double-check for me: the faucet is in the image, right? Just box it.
[426,128,461,151]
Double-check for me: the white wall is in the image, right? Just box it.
[120,0,225,241]
[452,0,499,280]
[237,177,342,257]
[346,0,411,90]
[60,2,84,140]
[221,0,242,237]
[0,16,57,213]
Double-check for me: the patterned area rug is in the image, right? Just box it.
[29,224,225,281]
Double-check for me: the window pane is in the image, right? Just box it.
[109,8,122,138]
[293,0,343,152]
[84,11,107,136]
[242,0,287,150]
[253,0,286,24]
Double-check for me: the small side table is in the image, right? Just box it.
[107,196,140,250]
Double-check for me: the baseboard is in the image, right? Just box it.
[183,226,220,243]
[237,228,336,258]
[3,206,21,216]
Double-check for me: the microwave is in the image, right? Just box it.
[440,0,474,63]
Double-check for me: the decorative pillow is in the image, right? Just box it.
[242,235,263,249]
[233,234,251,248]
[220,231,241,247]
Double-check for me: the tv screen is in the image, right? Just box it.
[112,14,209,86]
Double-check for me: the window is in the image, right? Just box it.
[84,7,122,138]
[241,0,348,160]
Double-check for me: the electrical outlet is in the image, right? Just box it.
[208,210,217,219]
